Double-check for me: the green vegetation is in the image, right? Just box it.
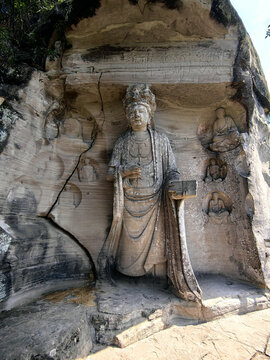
[0,0,67,69]
[0,0,100,79]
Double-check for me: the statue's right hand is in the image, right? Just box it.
[122,165,142,179]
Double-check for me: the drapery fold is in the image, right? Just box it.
[164,192,202,301]
[98,129,202,302]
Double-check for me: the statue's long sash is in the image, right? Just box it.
[98,169,124,278]
[165,192,202,302]
[108,169,124,259]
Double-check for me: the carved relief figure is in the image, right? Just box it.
[204,158,227,183]
[209,108,240,152]
[33,152,64,182]
[99,84,202,301]
[54,117,88,155]
[205,191,232,224]
[77,157,98,182]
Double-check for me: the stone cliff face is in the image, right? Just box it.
[0,0,270,310]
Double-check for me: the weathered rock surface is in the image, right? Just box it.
[91,274,270,347]
[0,0,269,348]
[0,300,94,360]
[88,307,270,360]
[0,215,92,311]
[1,275,270,359]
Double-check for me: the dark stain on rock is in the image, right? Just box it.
[210,0,239,27]
[82,46,134,62]
[0,185,94,309]
[0,64,34,101]
[233,35,270,121]
[66,0,101,27]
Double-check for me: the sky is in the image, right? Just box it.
[230,0,270,89]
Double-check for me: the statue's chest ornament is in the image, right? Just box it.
[129,137,152,166]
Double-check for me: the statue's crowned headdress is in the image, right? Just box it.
[123,84,156,126]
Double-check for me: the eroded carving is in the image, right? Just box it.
[6,183,40,215]
[32,152,64,181]
[204,191,232,224]
[44,119,59,142]
[98,84,202,301]
[1,183,91,309]
[204,158,227,183]
[57,183,82,209]
[43,97,65,143]
[77,157,99,182]
[209,108,240,152]
[61,118,82,139]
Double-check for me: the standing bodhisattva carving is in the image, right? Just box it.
[98,84,202,301]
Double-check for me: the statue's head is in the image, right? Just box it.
[212,192,219,200]
[216,107,225,119]
[123,84,156,130]
[210,158,217,166]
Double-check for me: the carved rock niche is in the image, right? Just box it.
[203,191,232,224]
[204,157,227,183]
[197,107,243,153]
[0,0,270,357]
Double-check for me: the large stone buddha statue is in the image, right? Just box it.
[98,84,201,302]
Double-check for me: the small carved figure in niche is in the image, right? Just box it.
[204,158,227,183]
[54,117,88,156]
[209,108,240,152]
[205,191,232,224]
[98,84,202,302]
[208,192,227,214]
[77,157,98,182]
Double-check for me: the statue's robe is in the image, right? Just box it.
[99,128,202,301]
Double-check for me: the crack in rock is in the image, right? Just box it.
[44,215,96,279]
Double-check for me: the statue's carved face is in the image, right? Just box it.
[216,108,225,119]
[128,104,150,131]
